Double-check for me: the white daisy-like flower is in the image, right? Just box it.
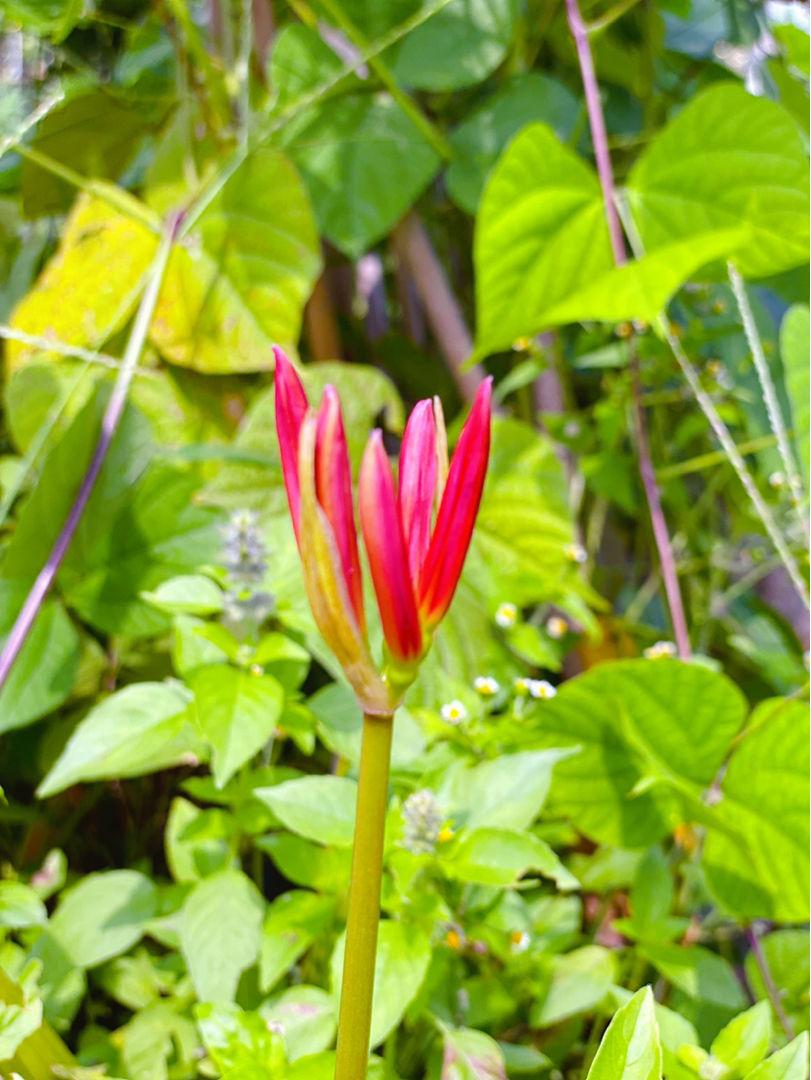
[546,615,568,639]
[565,542,587,564]
[768,470,785,489]
[513,676,531,696]
[528,679,557,700]
[440,700,468,725]
[474,675,500,697]
[495,602,518,628]
[644,640,678,659]
[510,930,530,953]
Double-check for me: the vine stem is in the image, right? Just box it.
[335,712,394,1079]
[746,923,795,1040]
[727,262,808,542]
[564,0,691,658]
[0,213,181,692]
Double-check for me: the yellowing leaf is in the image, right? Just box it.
[7,188,157,372]
[150,148,321,372]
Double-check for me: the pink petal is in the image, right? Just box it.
[398,399,437,581]
[273,346,308,536]
[359,431,423,663]
[418,378,493,627]
[316,386,366,633]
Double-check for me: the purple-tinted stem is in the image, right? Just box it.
[565,0,691,659]
[0,214,180,692]
[747,924,795,1040]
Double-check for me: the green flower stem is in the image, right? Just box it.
[335,711,394,1079]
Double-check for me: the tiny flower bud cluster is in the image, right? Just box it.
[402,789,444,854]
[644,640,677,659]
[221,509,268,586]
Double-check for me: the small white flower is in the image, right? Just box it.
[510,929,530,953]
[495,602,518,628]
[529,679,557,700]
[441,700,468,725]
[768,470,785,489]
[513,676,531,696]
[565,542,587,564]
[644,640,677,660]
[563,420,581,439]
[474,675,500,697]
[546,615,568,639]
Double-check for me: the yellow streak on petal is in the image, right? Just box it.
[298,415,390,713]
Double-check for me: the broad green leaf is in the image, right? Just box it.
[59,463,222,638]
[711,1002,771,1078]
[262,986,335,1061]
[472,419,585,606]
[281,91,440,258]
[586,987,662,1080]
[258,833,351,893]
[780,305,810,490]
[388,0,519,92]
[196,1002,285,1077]
[46,871,157,968]
[141,575,224,616]
[255,776,358,847]
[151,147,321,372]
[37,682,198,798]
[189,665,284,788]
[22,91,152,217]
[744,930,809,1038]
[745,1033,810,1080]
[259,890,335,993]
[118,1002,197,1080]
[532,946,618,1027]
[475,123,609,354]
[330,921,431,1047]
[626,83,810,279]
[641,944,746,1010]
[0,587,80,734]
[442,1026,506,1079]
[526,659,747,847]
[172,615,233,679]
[7,192,157,371]
[703,698,809,922]
[448,74,579,213]
[164,797,233,883]
[474,124,743,354]
[269,24,346,109]
[179,870,264,1003]
[0,882,47,929]
[440,749,577,832]
[445,827,578,889]
[253,633,311,692]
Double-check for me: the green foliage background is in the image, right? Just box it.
[0,0,808,1077]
